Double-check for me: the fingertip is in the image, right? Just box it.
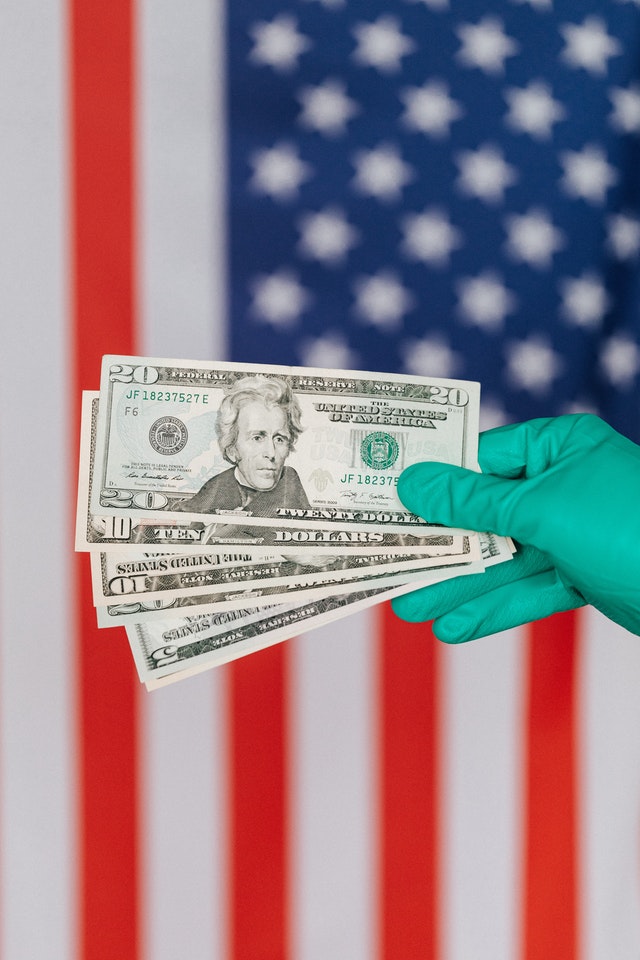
[390,593,430,623]
[432,612,475,644]
[389,606,479,643]
[396,462,424,502]
[397,461,446,511]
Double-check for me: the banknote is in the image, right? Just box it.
[127,602,290,686]
[92,357,480,535]
[91,539,478,605]
[77,393,473,555]
[96,548,482,625]
[96,529,511,627]
[124,577,461,689]
[127,533,514,689]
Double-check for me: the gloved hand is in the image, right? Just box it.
[391,414,640,641]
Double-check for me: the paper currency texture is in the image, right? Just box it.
[92,356,480,534]
[77,393,475,554]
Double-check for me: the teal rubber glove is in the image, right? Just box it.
[391,414,640,642]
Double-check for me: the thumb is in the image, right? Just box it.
[397,461,528,538]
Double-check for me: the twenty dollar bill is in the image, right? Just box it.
[92,357,480,535]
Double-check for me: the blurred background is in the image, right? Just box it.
[2,1,640,957]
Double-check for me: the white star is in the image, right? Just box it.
[298,207,359,264]
[249,143,312,200]
[297,79,359,136]
[505,335,564,394]
[249,15,311,72]
[399,335,462,378]
[560,18,621,75]
[456,271,517,330]
[509,0,552,8]
[352,271,415,328]
[609,85,640,133]
[400,208,463,266]
[351,144,415,201]
[607,212,640,259]
[250,270,311,326]
[352,16,416,73]
[504,81,566,139]
[479,399,509,432]
[455,144,518,203]
[559,145,617,204]
[559,272,610,329]
[298,333,359,369]
[400,81,464,138]
[600,334,640,386]
[456,17,519,75]
[404,0,449,11]
[504,208,566,268]
[562,398,598,417]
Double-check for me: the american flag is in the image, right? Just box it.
[2,1,640,959]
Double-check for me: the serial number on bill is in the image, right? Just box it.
[339,473,398,486]
[124,389,209,404]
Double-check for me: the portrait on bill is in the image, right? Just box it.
[174,375,310,516]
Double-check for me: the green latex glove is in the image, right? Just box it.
[391,414,640,642]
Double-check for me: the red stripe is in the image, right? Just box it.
[522,611,579,960]
[69,2,140,957]
[228,643,290,960]
[378,603,441,960]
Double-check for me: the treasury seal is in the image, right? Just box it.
[149,417,189,456]
[360,432,399,470]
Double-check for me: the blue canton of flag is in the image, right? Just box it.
[228,0,640,442]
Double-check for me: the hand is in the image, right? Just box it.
[391,414,640,642]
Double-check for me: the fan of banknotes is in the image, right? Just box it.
[75,356,514,690]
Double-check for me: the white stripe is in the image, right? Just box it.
[137,1,228,957]
[441,629,525,960]
[0,6,75,960]
[138,0,227,364]
[290,610,376,960]
[140,676,226,960]
[579,607,640,959]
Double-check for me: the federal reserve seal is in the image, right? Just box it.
[149,417,188,456]
[360,432,399,470]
